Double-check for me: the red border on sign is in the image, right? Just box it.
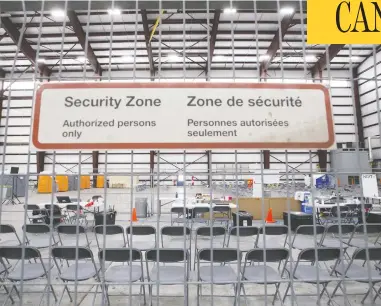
[32,83,335,150]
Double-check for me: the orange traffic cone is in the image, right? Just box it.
[265,208,276,223]
[131,208,138,222]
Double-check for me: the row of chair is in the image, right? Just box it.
[320,203,373,224]
[1,245,381,306]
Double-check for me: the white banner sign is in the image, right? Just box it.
[361,174,378,198]
[32,83,334,150]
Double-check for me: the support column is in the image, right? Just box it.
[92,151,99,188]
[263,150,270,169]
[352,67,364,147]
[150,150,155,188]
[206,150,212,186]
[36,151,46,173]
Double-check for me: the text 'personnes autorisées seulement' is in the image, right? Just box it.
[60,95,302,139]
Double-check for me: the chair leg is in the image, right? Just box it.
[282,283,290,303]
[148,285,153,306]
[64,283,73,302]
[49,284,58,302]
[141,282,147,305]
[361,286,372,304]
[273,283,283,306]
[372,284,381,304]
[240,284,249,306]
[197,283,201,306]
[2,285,15,306]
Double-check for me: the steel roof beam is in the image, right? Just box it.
[67,10,102,76]
[259,11,296,77]
[205,9,221,79]
[141,9,155,81]
[310,44,345,78]
[0,17,51,76]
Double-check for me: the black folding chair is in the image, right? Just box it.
[170,207,191,226]
[44,204,67,225]
[191,207,212,230]
[321,206,349,224]
[94,225,126,249]
[212,206,231,228]
[126,225,156,251]
[0,246,57,305]
[52,246,100,306]
[257,225,289,248]
[283,247,341,304]
[342,223,381,248]
[66,204,88,225]
[197,248,241,306]
[98,248,145,305]
[288,225,325,250]
[23,224,59,249]
[226,226,259,251]
[146,249,190,306]
[0,225,21,247]
[241,248,289,305]
[194,226,226,270]
[320,224,355,258]
[56,224,91,247]
[331,247,381,304]
[24,204,45,224]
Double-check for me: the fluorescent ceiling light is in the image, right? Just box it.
[51,9,65,18]
[259,54,270,61]
[108,8,121,15]
[76,56,87,63]
[36,58,45,63]
[224,8,237,14]
[280,7,294,15]
[120,55,133,62]
[305,55,317,61]
[167,54,180,62]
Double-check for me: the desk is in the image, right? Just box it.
[171,202,237,210]
[37,201,105,213]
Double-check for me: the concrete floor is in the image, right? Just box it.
[0,186,379,305]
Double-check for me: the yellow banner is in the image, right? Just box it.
[307,0,381,44]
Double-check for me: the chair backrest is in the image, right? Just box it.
[259,225,288,235]
[246,248,289,263]
[45,204,61,214]
[57,224,86,234]
[196,226,226,237]
[298,247,341,262]
[325,224,355,235]
[24,224,51,234]
[0,246,40,260]
[146,249,188,263]
[353,247,381,261]
[98,248,141,262]
[213,206,230,212]
[126,225,156,236]
[355,224,381,234]
[295,225,325,235]
[171,207,189,214]
[0,224,17,234]
[161,226,191,237]
[66,204,82,211]
[52,246,93,260]
[229,226,259,237]
[345,204,358,211]
[198,248,241,263]
[193,207,212,214]
[25,204,41,211]
[94,225,124,235]
[330,206,349,216]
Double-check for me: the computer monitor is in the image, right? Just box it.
[56,196,72,203]
[10,167,19,174]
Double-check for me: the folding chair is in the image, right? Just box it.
[321,206,349,224]
[320,224,355,258]
[24,204,45,224]
[126,225,156,251]
[170,207,191,226]
[0,225,21,247]
[331,247,381,304]
[146,249,190,306]
[288,225,325,250]
[56,224,91,247]
[66,204,88,225]
[283,247,341,304]
[197,248,241,306]
[23,224,59,249]
[94,225,126,249]
[226,226,259,251]
[98,248,145,305]
[345,204,359,223]
[0,246,57,305]
[212,206,231,228]
[241,248,289,305]
[257,225,289,248]
[191,207,212,230]
[342,224,381,248]
[44,204,68,225]
[52,246,100,306]
[194,226,226,270]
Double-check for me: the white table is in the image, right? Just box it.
[171,202,237,210]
